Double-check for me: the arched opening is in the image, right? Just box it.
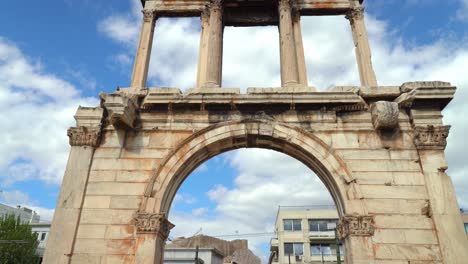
[138,120,364,264]
[168,148,340,263]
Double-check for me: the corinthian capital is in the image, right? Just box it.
[210,0,223,10]
[67,126,101,148]
[414,125,451,150]
[135,213,175,239]
[337,215,374,239]
[142,9,157,22]
[278,0,293,12]
[346,7,365,21]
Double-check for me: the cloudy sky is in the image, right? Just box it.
[1,0,468,262]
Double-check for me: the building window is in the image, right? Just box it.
[41,232,46,241]
[310,244,332,256]
[283,219,302,231]
[308,219,337,232]
[465,223,468,235]
[284,243,304,256]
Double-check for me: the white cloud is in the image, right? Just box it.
[457,0,468,21]
[0,38,98,185]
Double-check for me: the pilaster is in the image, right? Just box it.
[43,107,104,264]
[135,213,175,264]
[346,6,377,87]
[414,125,468,263]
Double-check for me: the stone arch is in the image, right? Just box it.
[140,119,363,217]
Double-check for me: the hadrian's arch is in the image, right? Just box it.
[137,120,365,263]
[44,0,468,263]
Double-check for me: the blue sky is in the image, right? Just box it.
[1,0,468,262]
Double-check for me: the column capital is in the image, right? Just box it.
[67,126,102,147]
[346,6,365,21]
[414,125,451,150]
[142,9,157,23]
[201,7,211,24]
[337,215,375,240]
[135,213,175,239]
[209,0,223,11]
[278,0,293,12]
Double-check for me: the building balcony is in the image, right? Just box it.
[309,230,336,239]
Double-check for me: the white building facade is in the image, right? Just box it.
[164,247,224,264]
[31,222,51,263]
[0,203,40,223]
[270,206,344,264]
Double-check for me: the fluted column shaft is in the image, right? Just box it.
[203,0,224,88]
[346,7,377,87]
[196,10,211,88]
[293,13,308,86]
[278,0,300,87]
[131,9,157,90]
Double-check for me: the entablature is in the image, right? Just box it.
[142,0,363,20]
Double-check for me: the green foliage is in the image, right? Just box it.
[0,215,39,264]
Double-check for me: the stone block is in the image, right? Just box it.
[77,225,107,239]
[374,244,441,261]
[91,158,159,171]
[83,196,111,209]
[360,185,427,199]
[74,106,104,128]
[74,239,134,255]
[374,215,433,229]
[348,160,421,172]
[89,170,116,182]
[101,93,139,130]
[115,170,153,183]
[80,209,136,225]
[86,182,146,196]
[187,88,240,94]
[148,131,193,149]
[372,229,438,245]
[359,86,401,98]
[110,196,142,209]
[365,199,427,214]
[105,225,135,239]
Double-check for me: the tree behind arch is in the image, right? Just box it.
[0,215,39,264]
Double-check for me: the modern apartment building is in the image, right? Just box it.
[31,222,51,263]
[0,203,40,223]
[269,206,344,264]
[462,212,468,235]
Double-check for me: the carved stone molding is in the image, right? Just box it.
[345,7,364,22]
[135,213,175,239]
[101,93,139,130]
[414,125,451,150]
[142,9,157,23]
[337,215,375,240]
[67,126,101,147]
[370,101,399,130]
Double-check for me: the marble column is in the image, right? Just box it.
[278,0,300,87]
[196,9,211,88]
[293,12,308,87]
[203,0,224,88]
[346,7,377,87]
[131,9,157,90]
